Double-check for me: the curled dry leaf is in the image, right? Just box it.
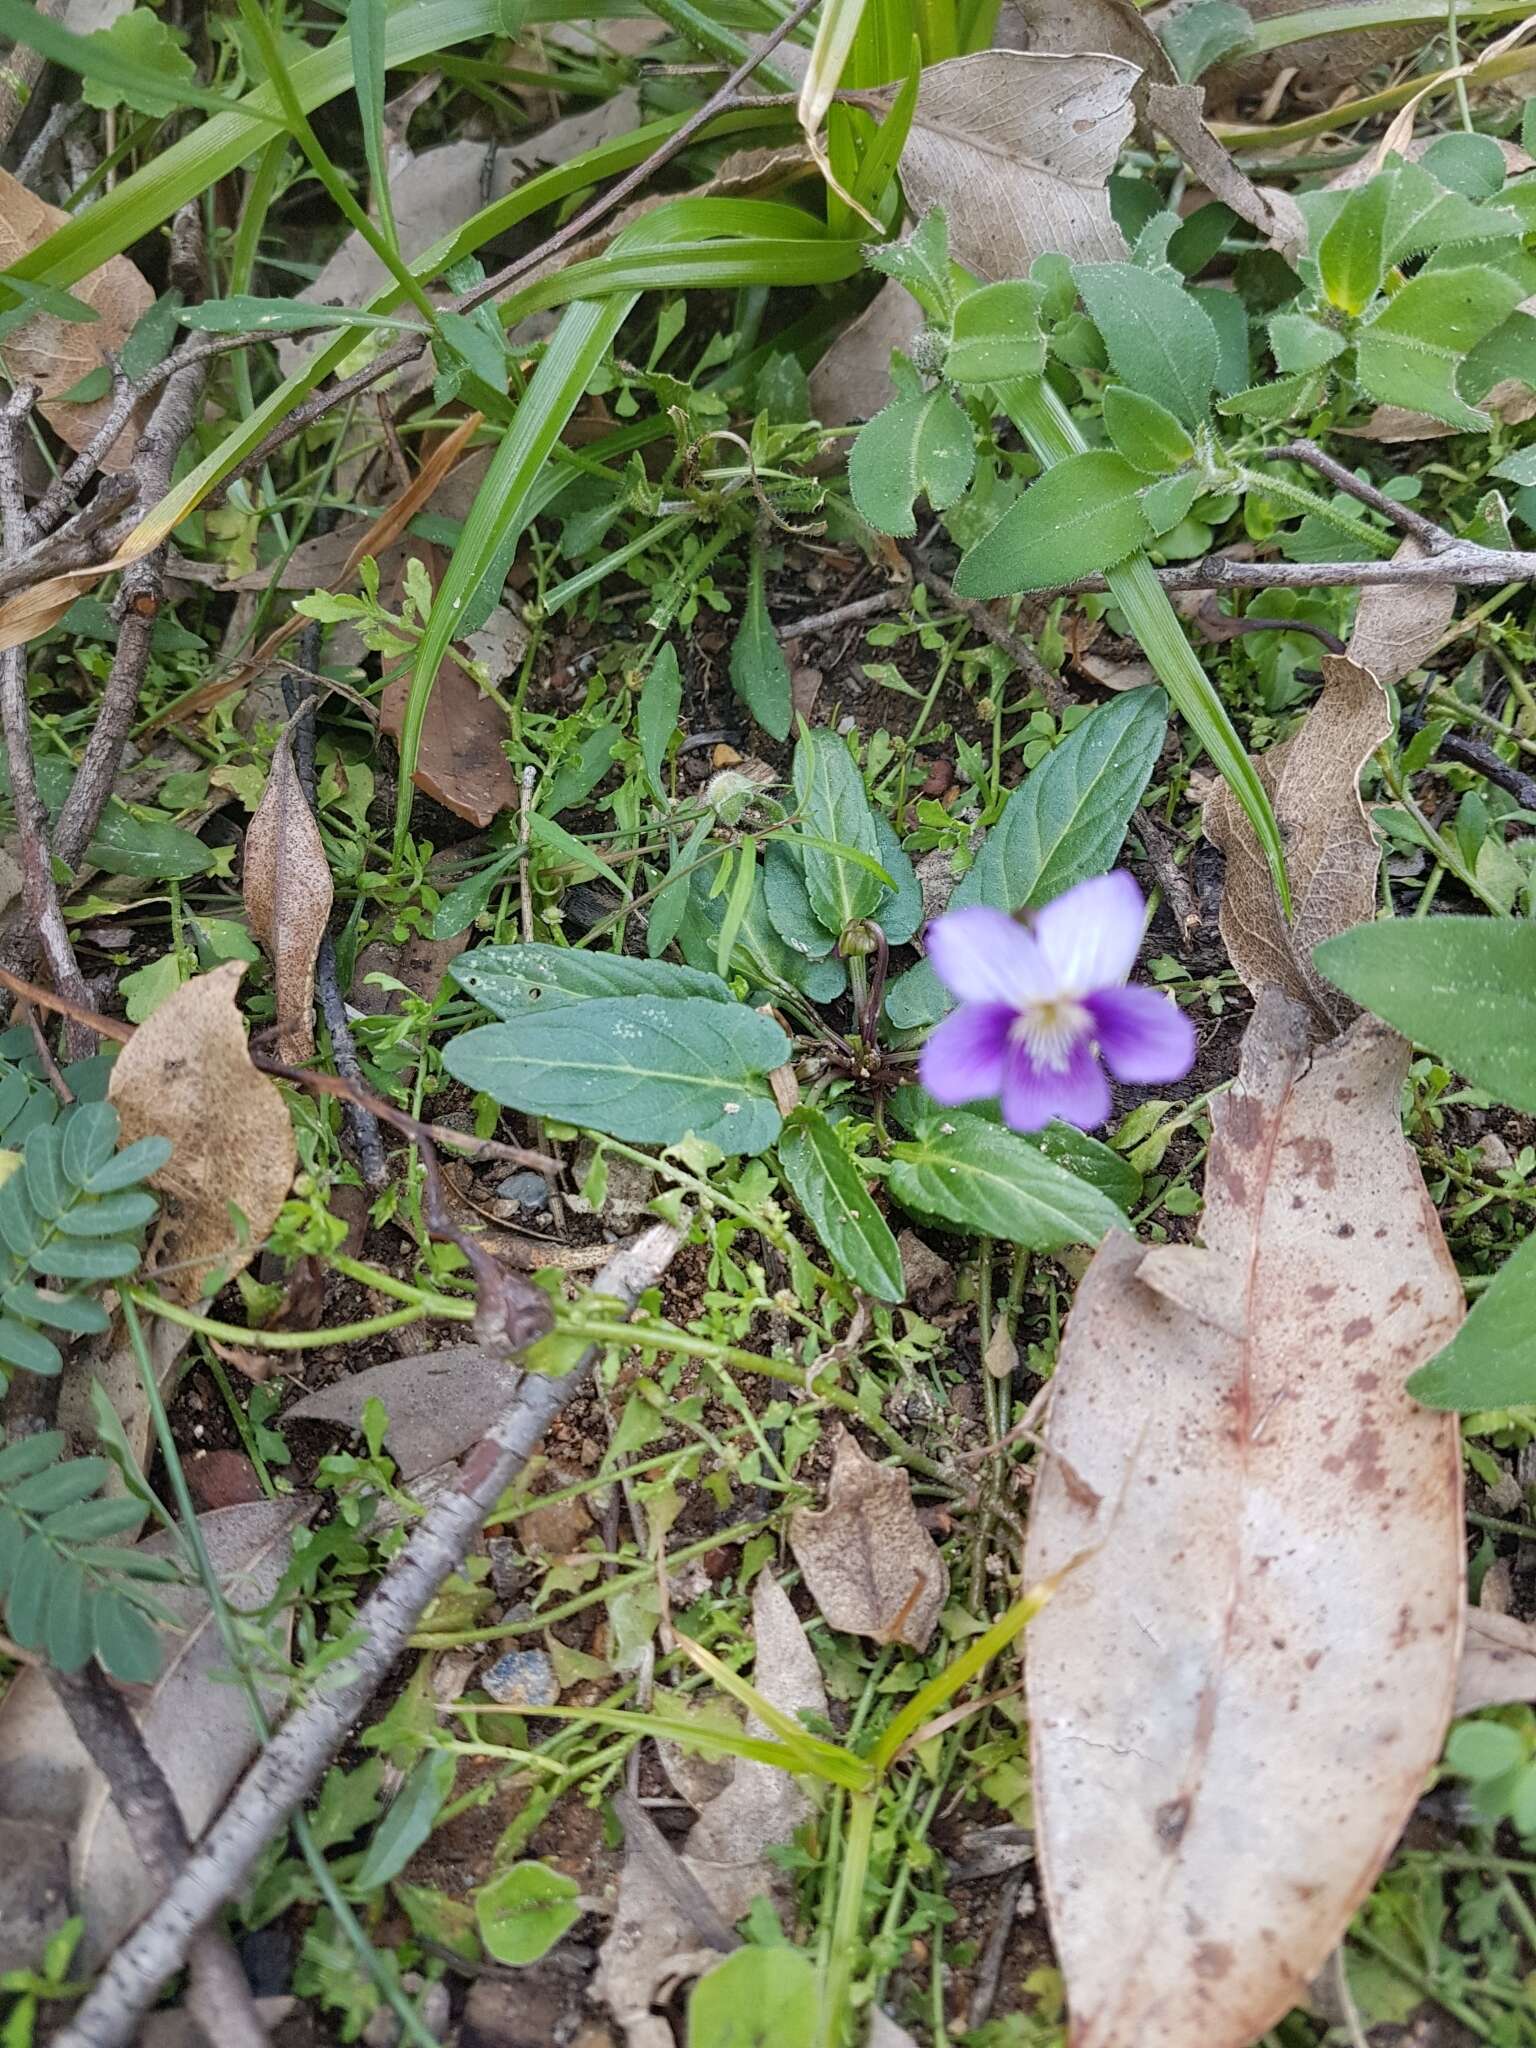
[1347,540,1456,690]
[997,0,1174,129]
[1456,1607,1536,1714]
[107,963,298,1301]
[380,647,519,828]
[595,1572,827,2042]
[242,729,333,1063]
[1023,995,1464,2048]
[1146,83,1307,264]
[895,52,1137,279]
[0,168,153,471]
[0,1497,310,1967]
[788,1425,948,1649]
[1203,655,1389,1036]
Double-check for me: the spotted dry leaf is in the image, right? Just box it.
[1348,541,1456,689]
[1457,1608,1536,1714]
[107,963,297,1300]
[242,729,333,1063]
[1023,995,1464,2048]
[789,1426,948,1649]
[0,168,152,471]
[1204,655,1389,1036]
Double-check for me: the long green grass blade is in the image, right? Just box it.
[349,0,398,255]
[1000,376,1291,915]
[1248,0,1528,44]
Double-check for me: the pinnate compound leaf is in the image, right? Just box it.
[1315,917,1536,1112]
[886,689,1165,1030]
[788,1427,948,1648]
[777,1109,904,1304]
[1203,655,1389,1035]
[1355,265,1525,429]
[887,1103,1127,1249]
[849,388,975,538]
[1075,261,1220,428]
[476,1861,581,1967]
[1023,997,1464,2048]
[452,944,732,1020]
[955,449,1152,598]
[444,997,789,1155]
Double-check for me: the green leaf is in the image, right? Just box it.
[777,1109,903,1303]
[54,1191,158,1237]
[871,812,922,944]
[867,207,953,321]
[886,688,1166,1030]
[353,1751,457,1893]
[475,1861,582,1967]
[60,1101,119,1188]
[1314,917,1536,1110]
[41,1495,145,1541]
[954,449,1153,598]
[526,813,625,894]
[452,945,732,1020]
[0,1316,62,1377]
[1075,263,1220,426]
[715,838,757,982]
[25,0,241,119]
[1035,1121,1143,1210]
[1355,265,1525,429]
[91,1588,162,1684]
[1493,447,1536,488]
[887,1104,1127,1249]
[349,0,398,259]
[1407,1228,1536,1410]
[1219,369,1328,422]
[8,1285,109,1336]
[730,543,792,742]
[6,1532,52,1647]
[945,280,1046,386]
[639,644,683,801]
[44,1557,92,1674]
[430,853,517,941]
[1268,311,1348,375]
[1102,386,1194,475]
[1420,131,1508,200]
[1318,174,1392,315]
[437,306,509,394]
[179,296,419,335]
[541,723,620,818]
[83,1134,172,1194]
[678,870,847,1007]
[1445,1720,1527,1780]
[29,1238,141,1283]
[763,845,837,959]
[24,1123,67,1218]
[847,387,975,538]
[793,729,884,935]
[687,1945,821,2048]
[1140,470,1201,537]
[0,1431,65,1485]
[1159,0,1255,80]
[443,997,789,1155]
[0,755,212,881]
[8,1458,109,1515]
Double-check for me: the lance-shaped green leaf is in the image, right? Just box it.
[730,538,792,742]
[887,1106,1126,1249]
[886,688,1166,1030]
[638,643,682,800]
[954,449,1153,597]
[945,280,1047,386]
[777,1109,904,1303]
[450,945,733,1020]
[1075,261,1220,427]
[848,386,976,538]
[677,868,848,1006]
[1103,385,1195,474]
[1406,1227,1536,1412]
[793,729,885,936]
[444,997,789,1155]
[1317,174,1392,315]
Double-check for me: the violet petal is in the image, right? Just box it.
[919,1001,1015,1105]
[924,905,1051,1006]
[1001,1035,1112,1133]
[1086,985,1196,1084]
[1031,870,1146,996]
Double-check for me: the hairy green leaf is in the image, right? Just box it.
[954,449,1153,598]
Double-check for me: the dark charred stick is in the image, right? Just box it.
[1403,704,1536,811]
[46,1665,270,2048]
[1192,598,1347,656]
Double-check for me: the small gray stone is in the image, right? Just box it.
[495,1170,550,1214]
[481,1647,560,1709]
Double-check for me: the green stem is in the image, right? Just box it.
[1234,464,1397,557]
[1000,377,1291,914]
[126,1287,458,1350]
[822,1789,879,2048]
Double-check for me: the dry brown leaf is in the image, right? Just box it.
[1456,1607,1536,1714]
[1023,995,1464,2048]
[809,280,925,428]
[595,1572,826,2042]
[1146,82,1307,263]
[286,1344,510,1480]
[789,1425,948,1649]
[242,730,333,1063]
[0,1498,310,1967]
[0,169,153,471]
[107,963,297,1301]
[896,52,1136,280]
[380,643,519,827]
[1348,541,1456,688]
[1149,0,1422,93]
[997,0,1174,135]
[1204,654,1389,1035]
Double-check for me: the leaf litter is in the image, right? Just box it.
[790,1425,949,1649]
[1024,995,1465,2048]
[242,729,333,1064]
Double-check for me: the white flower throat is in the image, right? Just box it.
[1009,996,1091,1072]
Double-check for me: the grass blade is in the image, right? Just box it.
[348,0,398,254]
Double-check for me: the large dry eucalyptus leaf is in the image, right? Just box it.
[997,0,1174,133]
[809,280,925,428]
[286,1343,511,1479]
[1023,996,1464,2048]
[1203,655,1389,1036]
[0,1498,309,1967]
[897,52,1137,279]
[379,647,519,827]
[0,168,153,471]
[243,729,332,1063]
[1457,1608,1536,1714]
[595,1572,826,2043]
[788,1425,947,1649]
[107,963,297,1300]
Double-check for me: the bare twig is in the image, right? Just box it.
[1032,544,1536,598]
[52,1224,684,2048]
[778,589,900,640]
[1134,807,1202,946]
[239,0,822,479]
[1192,598,1346,656]
[907,551,1065,711]
[1257,439,1452,553]
[46,1665,270,2048]
[0,385,94,1051]
[0,475,135,603]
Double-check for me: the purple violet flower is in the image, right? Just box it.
[917,870,1195,1133]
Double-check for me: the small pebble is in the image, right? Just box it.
[495,1169,550,1214]
[481,1647,560,1709]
